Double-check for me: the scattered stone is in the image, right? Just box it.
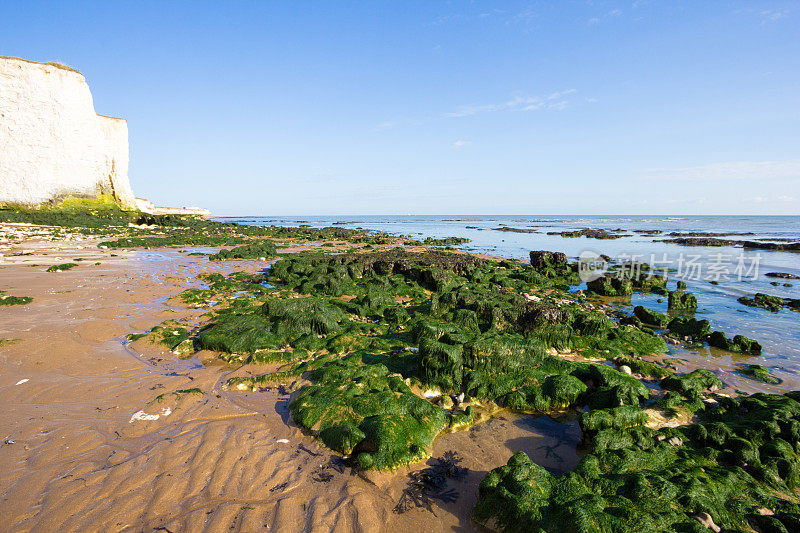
[692,512,721,532]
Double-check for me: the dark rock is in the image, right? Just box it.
[529,250,568,269]
[765,272,800,280]
[737,293,784,313]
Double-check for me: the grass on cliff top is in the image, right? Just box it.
[1,56,80,73]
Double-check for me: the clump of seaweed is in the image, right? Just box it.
[128,320,192,354]
[633,305,668,328]
[46,263,77,272]
[738,364,782,385]
[738,292,785,313]
[290,354,449,470]
[209,250,680,470]
[209,240,277,260]
[586,274,633,297]
[0,293,33,305]
[474,392,800,532]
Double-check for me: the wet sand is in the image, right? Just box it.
[0,235,576,532]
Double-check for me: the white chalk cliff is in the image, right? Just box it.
[0,57,136,209]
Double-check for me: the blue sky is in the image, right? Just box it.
[2,1,799,215]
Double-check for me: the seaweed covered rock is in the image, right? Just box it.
[472,452,554,531]
[529,250,568,270]
[262,296,346,337]
[661,368,722,395]
[270,248,481,296]
[708,331,762,354]
[197,313,278,357]
[633,305,668,327]
[580,404,649,433]
[505,374,588,412]
[738,292,784,313]
[524,250,581,287]
[419,338,465,392]
[547,228,623,239]
[474,392,800,532]
[318,422,366,455]
[585,274,633,297]
[656,368,724,414]
[766,272,800,280]
[612,355,672,379]
[667,290,698,312]
[584,363,651,408]
[212,250,674,474]
[290,355,449,469]
[738,364,782,385]
[209,240,277,260]
[667,317,711,340]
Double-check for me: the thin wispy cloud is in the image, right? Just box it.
[588,9,622,26]
[452,140,471,148]
[375,121,397,131]
[432,7,538,28]
[445,89,577,118]
[733,7,791,25]
[759,9,789,23]
[643,159,800,182]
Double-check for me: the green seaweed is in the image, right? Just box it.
[633,305,669,327]
[667,317,711,340]
[290,354,448,469]
[708,331,762,355]
[474,393,800,532]
[129,320,191,352]
[209,240,277,260]
[738,364,782,385]
[667,290,698,312]
[738,293,784,313]
[46,262,77,272]
[0,294,33,305]
[197,313,278,358]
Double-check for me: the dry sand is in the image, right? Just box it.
[0,234,577,532]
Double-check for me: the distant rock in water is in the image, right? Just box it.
[491,227,539,233]
[546,228,624,239]
[666,231,755,237]
[661,237,800,251]
[766,272,800,280]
